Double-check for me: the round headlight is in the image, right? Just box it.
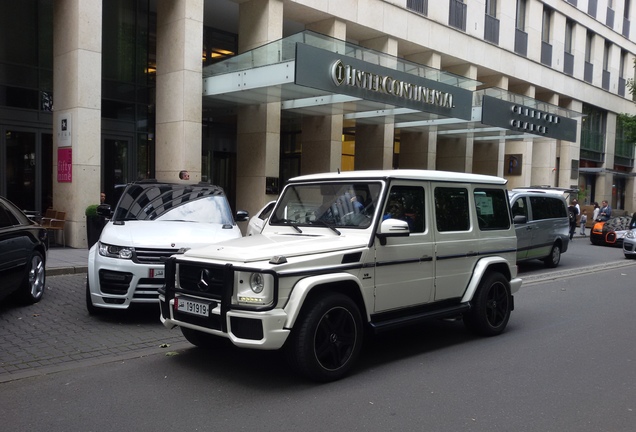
[249,273,264,293]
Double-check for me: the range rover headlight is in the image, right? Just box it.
[236,272,274,307]
[98,242,134,259]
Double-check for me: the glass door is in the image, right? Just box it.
[103,136,133,208]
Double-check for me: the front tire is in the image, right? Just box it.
[286,293,363,382]
[85,279,103,315]
[464,272,512,337]
[16,251,45,304]
[543,243,561,268]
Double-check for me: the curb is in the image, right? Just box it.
[46,266,88,277]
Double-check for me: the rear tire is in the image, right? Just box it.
[181,327,229,349]
[286,293,363,382]
[16,251,45,304]
[543,243,561,268]
[464,272,512,337]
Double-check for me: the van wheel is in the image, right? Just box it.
[543,243,561,268]
[286,293,363,382]
[181,327,229,349]
[464,272,511,336]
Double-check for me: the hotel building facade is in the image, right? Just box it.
[1,0,635,248]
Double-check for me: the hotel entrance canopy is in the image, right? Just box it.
[203,31,580,142]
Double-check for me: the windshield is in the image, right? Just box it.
[112,183,234,224]
[270,181,382,229]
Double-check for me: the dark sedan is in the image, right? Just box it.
[0,196,48,304]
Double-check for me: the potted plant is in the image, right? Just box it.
[85,204,106,250]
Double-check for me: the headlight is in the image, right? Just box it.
[626,231,635,239]
[249,273,264,293]
[98,242,134,259]
[236,272,274,307]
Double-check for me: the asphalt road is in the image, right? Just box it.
[1,240,635,431]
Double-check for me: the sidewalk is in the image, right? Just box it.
[46,246,89,276]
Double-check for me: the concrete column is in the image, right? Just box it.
[155,0,203,182]
[301,18,347,175]
[473,139,503,176]
[504,139,534,188]
[597,113,618,206]
[53,0,102,248]
[437,136,474,173]
[355,36,397,170]
[236,0,283,221]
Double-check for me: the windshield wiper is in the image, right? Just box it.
[274,218,302,233]
[311,219,341,236]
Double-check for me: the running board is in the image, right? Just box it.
[369,304,471,334]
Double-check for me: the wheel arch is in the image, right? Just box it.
[461,257,513,303]
[284,274,367,329]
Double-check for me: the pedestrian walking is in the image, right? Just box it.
[568,201,578,240]
[579,209,588,236]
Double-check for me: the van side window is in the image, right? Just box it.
[384,186,425,233]
[474,188,511,230]
[511,197,528,219]
[435,187,469,232]
[529,196,567,220]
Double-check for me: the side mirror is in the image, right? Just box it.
[513,215,527,224]
[96,204,113,218]
[235,210,249,222]
[376,218,410,245]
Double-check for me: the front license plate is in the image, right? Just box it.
[149,268,164,278]
[176,297,210,317]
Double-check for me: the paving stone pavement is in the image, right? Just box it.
[0,273,190,382]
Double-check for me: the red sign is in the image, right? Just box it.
[57,148,72,182]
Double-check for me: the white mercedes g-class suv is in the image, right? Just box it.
[159,170,522,381]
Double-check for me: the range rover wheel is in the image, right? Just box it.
[543,243,561,268]
[464,272,511,337]
[16,251,45,304]
[286,293,363,382]
[85,279,103,315]
[181,327,229,349]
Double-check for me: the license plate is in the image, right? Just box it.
[176,297,210,317]
[149,268,164,278]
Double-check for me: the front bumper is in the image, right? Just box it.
[159,292,290,350]
[87,251,168,310]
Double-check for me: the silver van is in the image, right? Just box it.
[509,188,571,267]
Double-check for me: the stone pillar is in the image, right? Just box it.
[53,0,102,248]
[301,18,346,175]
[437,136,474,173]
[597,112,618,206]
[155,0,203,182]
[505,139,534,188]
[236,0,283,221]
[355,36,397,170]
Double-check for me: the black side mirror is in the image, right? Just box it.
[96,204,113,218]
[235,210,249,222]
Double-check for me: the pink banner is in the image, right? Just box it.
[57,148,72,182]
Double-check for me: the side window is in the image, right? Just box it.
[435,187,469,232]
[511,197,528,219]
[474,188,511,230]
[383,185,425,233]
[0,203,19,228]
[529,196,566,220]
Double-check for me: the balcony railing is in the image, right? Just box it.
[541,42,552,66]
[588,0,598,17]
[449,0,467,31]
[484,14,499,44]
[619,77,626,97]
[515,29,528,56]
[564,52,574,75]
[407,0,428,15]
[602,70,610,90]
[584,61,594,83]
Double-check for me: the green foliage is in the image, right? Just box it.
[85,204,99,217]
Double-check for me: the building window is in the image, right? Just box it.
[484,0,499,44]
[588,0,598,17]
[449,0,467,31]
[515,0,527,56]
[624,0,631,37]
[564,20,575,75]
[406,0,428,15]
[541,7,553,66]
[602,41,611,90]
[619,50,627,97]
[584,31,594,83]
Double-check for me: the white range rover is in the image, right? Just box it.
[159,170,522,381]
